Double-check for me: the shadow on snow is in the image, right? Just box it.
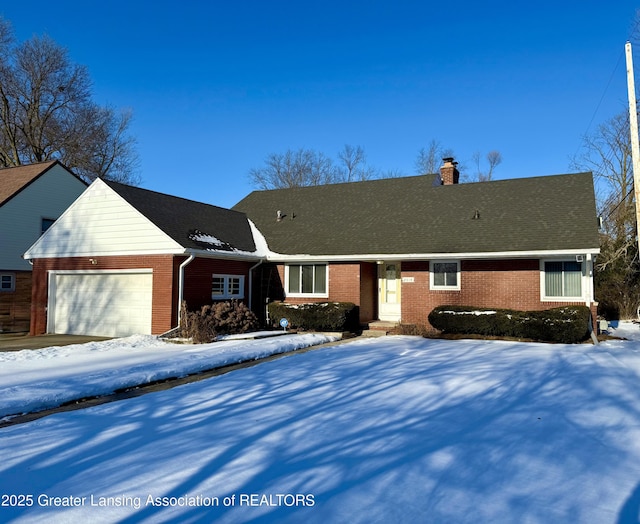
[1,337,640,523]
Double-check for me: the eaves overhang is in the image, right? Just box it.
[263,247,601,263]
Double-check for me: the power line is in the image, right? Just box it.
[603,186,634,221]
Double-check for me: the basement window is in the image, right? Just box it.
[286,264,328,297]
[211,274,245,300]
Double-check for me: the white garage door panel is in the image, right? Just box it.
[51,272,153,337]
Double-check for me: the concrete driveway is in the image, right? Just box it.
[0,333,111,351]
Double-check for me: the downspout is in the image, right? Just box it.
[176,254,195,329]
[585,253,595,308]
[248,259,264,311]
[585,253,599,345]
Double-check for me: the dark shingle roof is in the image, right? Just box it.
[232,173,600,256]
[105,181,256,253]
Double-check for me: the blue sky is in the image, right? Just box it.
[1,1,638,207]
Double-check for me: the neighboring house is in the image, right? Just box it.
[0,161,87,332]
[24,178,263,337]
[24,159,601,337]
[233,159,601,328]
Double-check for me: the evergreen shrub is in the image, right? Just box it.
[428,305,591,344]
[267,301,359,332]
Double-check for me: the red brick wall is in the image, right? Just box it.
[31,255,257,336]
[180,257,254,311]
[223,258,594,332]
[401,259,593,328]
[30,255,177,335]
[275,262,376,324]
[359,262,378,322]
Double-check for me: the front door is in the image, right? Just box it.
[378,262,401,321]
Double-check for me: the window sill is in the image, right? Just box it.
[541,296,584,302]
[286,293,329,299]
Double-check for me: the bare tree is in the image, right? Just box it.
[249,148,338,189]
[0,17,139,183]
[337,144,376,182]
[572,110,640,319]
[414,140,451,175]
[571,111,634,244]
[250,145,379,189]
[470,150,503,182]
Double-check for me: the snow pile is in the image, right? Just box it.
[441,309,497,315]
[188,220,277,258]
[189,231,228,247]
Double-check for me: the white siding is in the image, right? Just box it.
[0,164,87,270]
[24,179,183,258]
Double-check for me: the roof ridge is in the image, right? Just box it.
[0,159,59,173]
[104,179,247,216]
[240,171,594,198]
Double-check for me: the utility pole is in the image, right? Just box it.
[625,41,640,250]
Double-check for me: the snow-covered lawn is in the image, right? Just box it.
[1,325,640,523]
[0,332,337,419]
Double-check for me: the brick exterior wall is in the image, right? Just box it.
[272,259,596,332]
[271,262,377,324]
[31,255,177,335]
[359,262,378,322]
[30,255,257,336]
[0,270,31,332]
[180,257,254,311]
[33,256,591,336]
[401,259,594,329]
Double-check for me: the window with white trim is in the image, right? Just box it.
[542,261,583,299]
[286,264,328,296]
[211,274,245,300]
[430,261,460,290]
[0,273,15,292]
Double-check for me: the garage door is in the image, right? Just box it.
[49,270,153,337]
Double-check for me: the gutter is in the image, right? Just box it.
[264,248,601,263]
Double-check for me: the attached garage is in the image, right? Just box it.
[24,178,265,336]
[48,270,153,337]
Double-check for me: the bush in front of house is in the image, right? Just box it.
[267,301,359,332]
[428,305,592,344]
[179,300,259,343]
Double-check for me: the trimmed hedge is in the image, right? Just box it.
[268,301,359,332]
[428,305,592,344]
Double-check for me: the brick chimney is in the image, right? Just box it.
[440,157,459,185]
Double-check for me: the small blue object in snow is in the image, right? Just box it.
[279,318,289,330]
